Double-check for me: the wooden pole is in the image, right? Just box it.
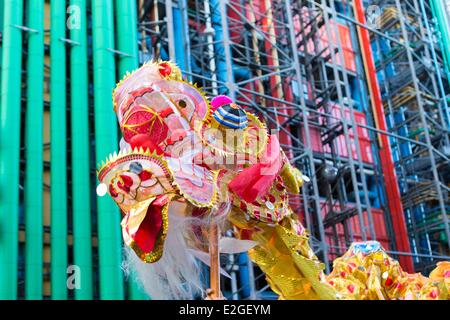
[208,222,222,299]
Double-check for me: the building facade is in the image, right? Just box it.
[0,0,449,300]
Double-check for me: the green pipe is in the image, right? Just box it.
[50,0,68,300]
[430,0,450,127]
[24,0,45,300]
[0,0,23,300]
[92,0,124,299]
[431,0,450,84]
[0,0,4,74]
[70,0,93,300]
[115,0,139,74]
[114,0,147,300]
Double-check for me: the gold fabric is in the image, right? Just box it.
[229,209,450,300]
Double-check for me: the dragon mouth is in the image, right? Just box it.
[123,194,172,263]
[97,149,176,264]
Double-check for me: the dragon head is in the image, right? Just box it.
[97,61,303,264]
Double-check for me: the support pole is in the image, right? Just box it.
[0,0,23,300]
[25,0,45,300]
[92,0,124,299]
[70,0,93,300]
[208,222,222,299]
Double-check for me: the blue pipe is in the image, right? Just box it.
[173,7,187,72]
[238,253,251,298]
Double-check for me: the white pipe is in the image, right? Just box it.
[204,0,219,96]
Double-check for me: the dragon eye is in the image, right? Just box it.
[178,99,187,108]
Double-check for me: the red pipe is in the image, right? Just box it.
[353,0,414,272]
[260,0,294,159]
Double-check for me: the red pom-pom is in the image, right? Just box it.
[139,170,153,181]
[158,62,172,77]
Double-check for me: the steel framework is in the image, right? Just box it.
[135,0,450,299]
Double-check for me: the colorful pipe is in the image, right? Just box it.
[430,0,450,125]
[25,0,45,300]
[115,0,147,300]
[210,0,233,95]
[204,0,218,95]
[248,1,267,109]
[0,0,3,66]
[430,0,450,83]
[173,7,186,72]
[91,0,124,299]
[259,0,293,158]
[50,0,69,299]
[70,0,93,300]
[0,0,23,299]
[353,0,414,272]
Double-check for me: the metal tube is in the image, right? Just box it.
[413,0,450,142]
[0,0,3,66]
[431,0,450,83]
[25,0,45,300]
[114,0,147,300]
[284,0,330,271]
[0,0,23,300]
[180,0,192,79]
[211,0,235,97]
[116,0,139,74]
[247,1,266,108]
[165,0,176,61]
[50,0,68,299]
[353,0,414,271]
[92,0,124,299]
[326,0,376,241]
[394,0,450,260]
[204,0,218,95]
[70,0,93,300]
[430,0,450,126]
[173,6,186,72]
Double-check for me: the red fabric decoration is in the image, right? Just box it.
[228,135,282,203]
[134,195,169,253]
[117,174,133,192]
[129,134,164,155]
[123,105,168,144]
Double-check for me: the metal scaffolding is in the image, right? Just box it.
[370,0,450,272]
[135,0,450,299]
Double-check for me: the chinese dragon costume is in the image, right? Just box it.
[97,61,449,300]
